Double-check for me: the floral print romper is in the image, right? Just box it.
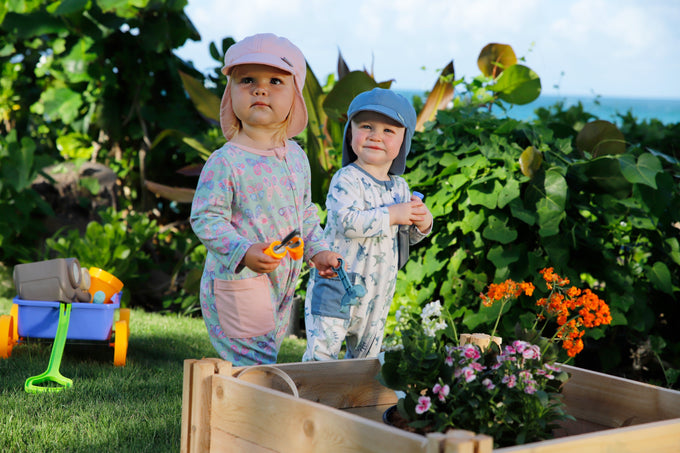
[191,141,327,366]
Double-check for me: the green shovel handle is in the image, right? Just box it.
[25,302,73,394]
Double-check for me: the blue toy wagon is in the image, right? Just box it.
[1,258,130,392]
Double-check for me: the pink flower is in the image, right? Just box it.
[445,345,455,366]
[524,383,537,394]
[544,363,562,372]
[470,361,485,372]
[461,366,477,383]
[433,383,450,401]
[519,370,533,382]
[461,344,481,360]
[502,374,517,388]
[482,378,495,390]
[416,396,431,414]
[522,344,541,360]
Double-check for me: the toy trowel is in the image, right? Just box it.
[334,258,367,313]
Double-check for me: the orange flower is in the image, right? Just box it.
[481,267,612,358]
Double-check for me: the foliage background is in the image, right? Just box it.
[1,0,678,390]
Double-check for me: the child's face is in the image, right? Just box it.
[229,64,295,132]
[350,111,405,175]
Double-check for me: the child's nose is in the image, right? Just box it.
[253,81,268,95]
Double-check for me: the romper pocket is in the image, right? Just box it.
[310,270,363,320]
[214,275,275,338]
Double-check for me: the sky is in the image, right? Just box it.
[175,0,680,100]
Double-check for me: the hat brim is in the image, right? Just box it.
[221,52,297,76]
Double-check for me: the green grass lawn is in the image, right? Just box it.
[0,297,306,452]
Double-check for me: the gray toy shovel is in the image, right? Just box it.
[335,258,367,313]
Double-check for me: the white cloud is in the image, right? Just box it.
[176,0,680,98]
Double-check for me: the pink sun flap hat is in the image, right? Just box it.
[219,33,308,140]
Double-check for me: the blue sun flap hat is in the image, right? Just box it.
[341,88,417,175]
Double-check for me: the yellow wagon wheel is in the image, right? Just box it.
[113,320,128,367]
[10,303,19,344]
[118,308,131,339]
[0,315,15,359]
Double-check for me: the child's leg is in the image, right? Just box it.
[302,313,348,361]
[344,295,391,359]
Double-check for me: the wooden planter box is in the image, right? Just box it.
[181,358,680,453]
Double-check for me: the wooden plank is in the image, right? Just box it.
[180,359,196,453]
[181,358,680,452]
[210,373,429,453]
[210,429,277,453]
[560,364,680,427]
[494,418,680,453]
[232,358,398,409]
[184,359,232,453]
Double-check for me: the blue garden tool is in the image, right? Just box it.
[335,258,367,313]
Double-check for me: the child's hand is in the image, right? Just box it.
[309,250,343,277]
[242,243,282,273]
[409,194,433,233]
[388,195,432,231]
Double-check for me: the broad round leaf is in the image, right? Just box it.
[519,146,543,178]
[491,65,541,105]
[576,120,626,157]
[477,43,517,78]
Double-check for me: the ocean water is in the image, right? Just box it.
[398,90,680,126]
[493,95,680,126]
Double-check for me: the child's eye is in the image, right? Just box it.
[360,124,372,130]
[384,128,396,134]
[270,78,283,85]
[239,77,254,84]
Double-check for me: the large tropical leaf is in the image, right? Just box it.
[178,70,220,124]
[415,61,455,132]
[144,180,195,204]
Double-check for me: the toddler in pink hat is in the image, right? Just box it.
[191,33,341,366]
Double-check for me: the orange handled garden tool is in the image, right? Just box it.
[264,229,304,260]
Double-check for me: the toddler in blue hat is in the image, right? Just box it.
[303,88,433,361]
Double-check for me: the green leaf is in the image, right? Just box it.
[458,209,485,234]
[570,156,632,199]
[498,178,520,208]
[487,244,521,268]
[54,0,89,15]
[536,171,567,237]
[322,71,381,123]
[469,180,502,209]
[178,70,220,123]
[619,153,662,189]
[35,87,83,124]
[666,237,680,266]
[648,261,674,295]
[482,213,518,244]
[491,65,541,105]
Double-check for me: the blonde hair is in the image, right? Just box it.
[226,66,295,146]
